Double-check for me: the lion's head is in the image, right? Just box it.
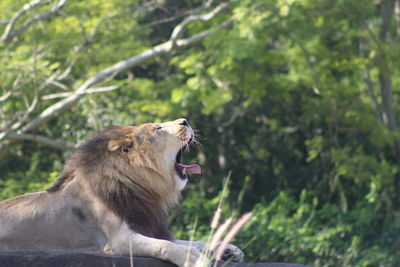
[47,118,201,239]
[103,118,201,193]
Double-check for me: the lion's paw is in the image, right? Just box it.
[220,244,244,262]
[177,245,205,267]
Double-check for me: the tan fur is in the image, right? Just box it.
[0,118,244,266]
[0,119,200,265]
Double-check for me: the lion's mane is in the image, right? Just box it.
[47,125,180,240]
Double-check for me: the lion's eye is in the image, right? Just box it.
[154,126,162,131]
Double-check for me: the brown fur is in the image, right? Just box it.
[47,124,181,240]
[0,119,245,266]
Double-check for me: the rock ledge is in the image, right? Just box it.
[0,250,312,267]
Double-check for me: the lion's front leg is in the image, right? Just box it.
[108,227,202,267]
[173,239,244,262]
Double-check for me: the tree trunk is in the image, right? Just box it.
[377,0,400,164]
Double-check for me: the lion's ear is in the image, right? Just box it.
[107,140,123,152]
[107,140,134,153]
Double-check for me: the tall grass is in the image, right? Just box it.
[127,174,252,267]
[189,174,252,267]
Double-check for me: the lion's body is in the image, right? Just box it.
[0,189,106,250]
[0,119,243,266]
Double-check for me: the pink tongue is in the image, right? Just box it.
[176,163,202,174]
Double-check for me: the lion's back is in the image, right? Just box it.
[0,191,107,251]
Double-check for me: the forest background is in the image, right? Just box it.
[1,0,400,266]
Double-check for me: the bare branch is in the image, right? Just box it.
[0,74,23,104]
[1,0,47,43]
[6,133,76,150]
[175,18,233,47]
[0,13,233,153]
[0,91,13,102]
[170,3,228,46]
[56,62,75,81]
[146,0,214,27]
[2,0,67,43]
[42,85,120,100]
[18,18,233,135]
[47,80,70,91]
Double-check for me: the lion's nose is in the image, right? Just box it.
[178,119,189,127]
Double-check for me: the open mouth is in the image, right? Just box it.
[175,148,201,180]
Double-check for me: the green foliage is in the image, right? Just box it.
[0,153,59,199]
[1,0,400,266]
[236,191,400,267]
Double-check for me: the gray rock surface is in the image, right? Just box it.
[0,250,312,267]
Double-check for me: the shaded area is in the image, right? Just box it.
[0,250,311,267]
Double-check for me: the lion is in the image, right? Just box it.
[0,118,243,266]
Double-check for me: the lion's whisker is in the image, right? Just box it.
[191,133,204,149]
[194,136,206,141]
[194,133,207,141]
[192,139,204,152]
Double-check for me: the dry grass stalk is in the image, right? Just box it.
[215,212,252,261]
[209,217,233,252]
[210,207,222,230]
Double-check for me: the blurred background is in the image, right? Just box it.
[1,0,400,266]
